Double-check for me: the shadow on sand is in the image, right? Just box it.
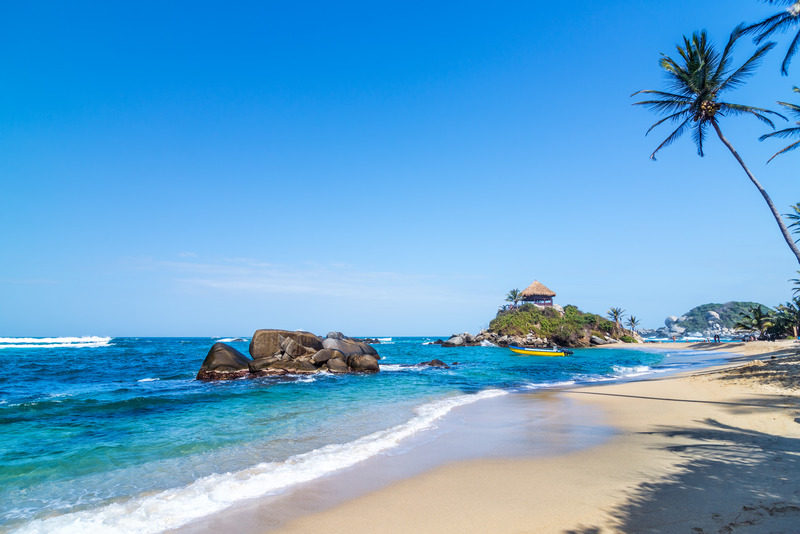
[607,413,800,533]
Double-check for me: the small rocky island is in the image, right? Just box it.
[196,329,381,380]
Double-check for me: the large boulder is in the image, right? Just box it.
[590,335,609,346]
[346,354,380,372]
[269,360,318,374]
[249,329,323,359]
[311,348,343,365]
[322,338,379,358]
[248,356,280,372]
[196,343,251,380]
[326,357,349,373]
[280,337,308,358]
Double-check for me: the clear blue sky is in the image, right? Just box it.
[2,1,798,336]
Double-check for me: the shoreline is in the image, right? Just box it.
[264,340,800,533]
[172,339,800,534]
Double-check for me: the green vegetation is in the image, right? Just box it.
[626,315,640,334]
[735,304,775,337]
[505,288,522,308]
[676,301,766,332]
[760,90,800,160]
[633,26,800,264]
[744,0,800,76]
[619,335,637,343]
[607,307,625,336]
[489,304,626,347]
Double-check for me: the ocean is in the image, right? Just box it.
[0,336,729,533]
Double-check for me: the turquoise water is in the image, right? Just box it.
[0,336,724,533]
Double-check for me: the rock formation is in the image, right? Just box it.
[196,330,380,380]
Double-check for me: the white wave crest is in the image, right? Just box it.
[13,389,507,534]
[611,365,653,378]
[137,378,159,383]
[376,337,392,342]
[0,337,112,349]
[480,340,498,347]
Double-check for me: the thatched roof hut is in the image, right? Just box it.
[520,281,556,306]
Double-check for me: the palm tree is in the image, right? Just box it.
[632,27,800,264]
[734,305,774,338]
[626,315,640,334]
[759,88,800,161]
[506,288,522,308]
[776,297,800,338]
[792,272,800,296]
[607,307,625,336]
[744,0,800,75]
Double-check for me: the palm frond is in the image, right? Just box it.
[719,41,777,91]
[767,138,800,162]
[692,121,708,156]
[644,110,693,135]
[649,117,691,160]
[759,126,800,140]
[781,29,800,74]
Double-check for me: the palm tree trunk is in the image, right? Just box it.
[711,121,800,264]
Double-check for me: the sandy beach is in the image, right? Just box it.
[258,341,800,534]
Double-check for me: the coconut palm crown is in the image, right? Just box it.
[632,26,781,160]
[759,87,800,161]
[744,0,800,75]
[633,26,800,264]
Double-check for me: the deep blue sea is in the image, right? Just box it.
[0,336,728,533]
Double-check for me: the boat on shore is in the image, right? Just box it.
[508,346,573,357]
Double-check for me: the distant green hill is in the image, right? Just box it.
[678,301,766,332]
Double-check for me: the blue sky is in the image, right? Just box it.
[2,1,798,336]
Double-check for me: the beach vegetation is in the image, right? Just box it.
[773,297,800,337]
[633,27,800,264]
[744,0,800,75]
[759,89,800,161]
[619,335,637,343]
[734,304,775,337]
[626,315,641,334]
[607,307,625,335]
[505,289,522,308]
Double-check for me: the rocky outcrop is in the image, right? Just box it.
[196,343,253,380]
[197,331,381,380]
[419,359,450,368]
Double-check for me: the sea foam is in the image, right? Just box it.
[0,337,112,349]
[12,389,507,534]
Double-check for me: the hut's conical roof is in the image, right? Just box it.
[520,280,556,298]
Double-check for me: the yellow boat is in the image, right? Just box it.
[508,346,572,357]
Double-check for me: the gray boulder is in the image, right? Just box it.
[280,337,308,358]
[346,354,380,372]
[249,356,280,372]
[443,335,464,347]
[322,338,379,358]
[311,348,343,365]
[196,343,251,380]
[326,331,344,340]
[326,357,349,373]
[590,336,609,346]
[270,360,318,374]
[665,316,678,327]
[249,329,323,359]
